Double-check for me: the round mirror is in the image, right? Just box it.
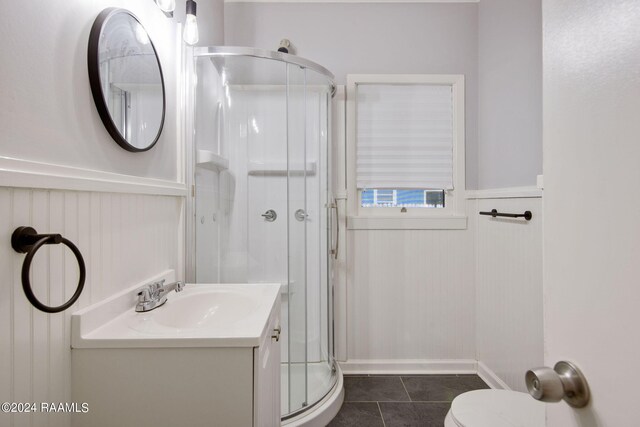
[88,8,165,152]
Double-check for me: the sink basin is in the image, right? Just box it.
[131,289,261,331]
[71,272,281,349]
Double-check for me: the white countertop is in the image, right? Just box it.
[71,271,280,349]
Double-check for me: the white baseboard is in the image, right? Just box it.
[477,361,511,390]
[339,359,478,375]
[339,359,512,391]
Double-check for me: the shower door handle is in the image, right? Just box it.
[330,200,339,260]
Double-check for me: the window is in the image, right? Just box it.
[346,74,466,228]
[424,190,445,208]
[361,189,445,208]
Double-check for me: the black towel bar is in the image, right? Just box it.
[479,209,532,221]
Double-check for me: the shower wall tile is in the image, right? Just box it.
[0,188,183,427]
[195,168,220,283]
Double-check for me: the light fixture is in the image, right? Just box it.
[154,0,176,14]
[183,0,199,45]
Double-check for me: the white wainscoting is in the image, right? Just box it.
[344,202,476,364]
[340,194,543,384]
[0,156,188,197]
[0,188,183,427]
[475,196,543,391]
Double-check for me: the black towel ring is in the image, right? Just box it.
[11,226,86,313]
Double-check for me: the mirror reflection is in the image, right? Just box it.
[89,9,165,152]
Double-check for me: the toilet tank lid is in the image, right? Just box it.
[450,390,545,427]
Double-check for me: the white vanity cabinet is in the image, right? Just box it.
[254,308,281,426]
[70,280,281,427]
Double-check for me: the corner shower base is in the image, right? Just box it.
[282,364,344,427]
[281,362,335,414]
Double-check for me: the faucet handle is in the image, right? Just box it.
[175,281,185,292]
[138,279,165,300]
[148,279,165,296]
[137,287,152,303]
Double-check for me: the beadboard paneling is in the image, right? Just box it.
[345,206,476,361]
[0,188,182,427]
[475,197,543,391]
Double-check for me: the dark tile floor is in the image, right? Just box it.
[327,375,489,427]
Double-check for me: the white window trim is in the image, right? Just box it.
[346,74,467,230]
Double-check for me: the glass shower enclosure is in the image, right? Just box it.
[187,47,338,420]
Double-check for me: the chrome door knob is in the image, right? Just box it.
[526,367,564,402]
[261,210,277,222]
[525,361,590,408]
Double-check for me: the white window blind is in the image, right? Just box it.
[356,84,454,190]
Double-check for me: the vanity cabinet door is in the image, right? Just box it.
[254,303,281,427]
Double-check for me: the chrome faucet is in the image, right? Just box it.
[135,279,185,312]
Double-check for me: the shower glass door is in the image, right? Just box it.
[191,47,337,421]
[304,68,334,410]
[287,63,308,413]
[286,64,335,417]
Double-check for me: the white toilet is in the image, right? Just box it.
[444,389,545,427]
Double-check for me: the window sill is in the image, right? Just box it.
[347,215,467,230]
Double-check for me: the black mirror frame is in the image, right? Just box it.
[87,8,166,153]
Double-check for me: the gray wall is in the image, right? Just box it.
[224,1,542,190]
[0,0,226,182]
[175,0,225,46]
[478,0,542,189]
[225,2,480,189]
[0,1,181,181]
[199,0,225,46]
